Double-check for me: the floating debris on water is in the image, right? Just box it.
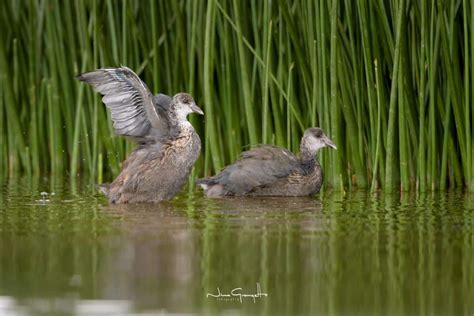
[38,192,50,203]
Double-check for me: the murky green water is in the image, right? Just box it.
[1,178,473,315]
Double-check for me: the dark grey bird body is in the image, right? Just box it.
[77,67,203,203]
[197,128,336,197]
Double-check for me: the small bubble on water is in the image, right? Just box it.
[40,192,49,203]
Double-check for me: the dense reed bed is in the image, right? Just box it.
[0,0,472,191]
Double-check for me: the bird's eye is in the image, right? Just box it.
[314,130,323,138]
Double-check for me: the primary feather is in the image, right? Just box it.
[77,67,168,140]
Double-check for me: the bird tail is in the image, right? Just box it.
[196,178,225,197]
[196,178,209,189]
[197,177,218,191]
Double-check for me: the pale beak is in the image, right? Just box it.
[323,135,337,150]
[191,103,204,115]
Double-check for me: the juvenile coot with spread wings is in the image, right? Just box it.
[197,128,336,197]
[77,67,203,203]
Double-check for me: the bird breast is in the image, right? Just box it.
[162,126,201,167]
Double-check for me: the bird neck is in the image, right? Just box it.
[299,148,319,170]
[171,120,194,138]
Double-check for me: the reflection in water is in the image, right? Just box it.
[1,178,473,315]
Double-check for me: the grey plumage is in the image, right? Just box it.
[77,67,162,138]
[197,128,336,197]
[77,66,203,203]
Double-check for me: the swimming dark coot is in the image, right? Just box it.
[77,66,203,203]
[197,128,336,197]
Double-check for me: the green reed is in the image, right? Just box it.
[0,0,472,191]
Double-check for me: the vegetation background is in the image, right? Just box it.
[0,0,472,192]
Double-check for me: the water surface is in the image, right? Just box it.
[1,178,473,315]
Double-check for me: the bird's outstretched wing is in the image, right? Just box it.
[199,145,302,195]
[77,66,167,139]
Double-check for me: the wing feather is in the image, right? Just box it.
[210,145,302,195]
[77,66,165,139]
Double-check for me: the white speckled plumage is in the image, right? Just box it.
[77,67,203,203]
